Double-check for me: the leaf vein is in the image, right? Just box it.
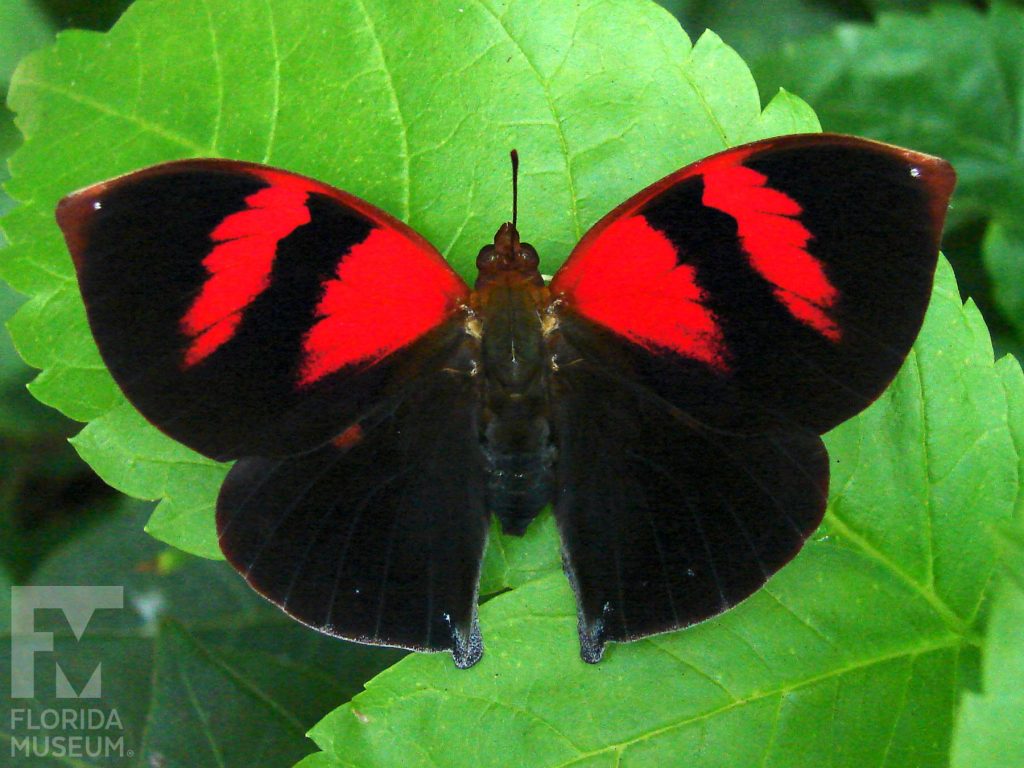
[823,511,972,639]
[16,78,210,154]
[261,0,282,164]
[177,651,228,768]
[558,635,960,767]
[878,653,916,768]
[352,0,411,220]
[199,0,225,153]
[476,0,582,239]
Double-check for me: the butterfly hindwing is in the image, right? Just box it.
[551,134,956,433]
[216,322,489,667]
[549,333,828,660]
[58,160,469,460]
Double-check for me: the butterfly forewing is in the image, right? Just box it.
[59,160,469,460]
[551,134,956,433]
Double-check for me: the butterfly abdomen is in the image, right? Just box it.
[477,270,555,535]
[482,447,555,535]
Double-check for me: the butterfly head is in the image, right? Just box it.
[474,149,542,288]
[475,221,542,287]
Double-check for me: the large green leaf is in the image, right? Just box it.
[752,3,1024,343]
[0,0,52,91]
[0,1,56,433]
[0,501,403,767]
[0,0,128,584]
[301,255,1024,768]
[3,2,1022,765]
[1,0,820,557]
[950,518,1024,767]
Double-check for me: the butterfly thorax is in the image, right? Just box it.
[472,223,555,535]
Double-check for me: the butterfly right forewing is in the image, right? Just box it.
[551,134,956,434]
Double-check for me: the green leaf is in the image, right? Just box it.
[0,0,55,231]
[0,0,122,587]
[479,513,560,596]
[822,261,1018,623]
[0,281,66,437]
[657,0,861,61]
[996,354,1024,518]
[0,501,403,767]
[141,620,335,768]
[0,558,11,630]
[752,3,1024,338]
[983,222,1024,340]
[302,257,1022,767]
[950,520,1024,767]
[0,0,53,91]
[0,0,58,434]
[293,755,343,768]
[1,0,819,557]
[71,402,228,558]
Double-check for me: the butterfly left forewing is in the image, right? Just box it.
[59,159,469,460]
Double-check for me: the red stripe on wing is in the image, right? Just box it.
[181,170,314,366]
[299,227,468,386]
[552,216,726,370]
[701,153,841,341]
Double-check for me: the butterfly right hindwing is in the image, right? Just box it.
[549,320,829,661]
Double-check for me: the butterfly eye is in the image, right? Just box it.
[476,244,503,271]
[518,243,540,271]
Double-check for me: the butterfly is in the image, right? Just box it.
[57,134,955,668]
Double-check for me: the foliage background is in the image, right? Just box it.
[0,1,1021,766]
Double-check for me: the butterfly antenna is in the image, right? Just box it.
[510,149,519,229]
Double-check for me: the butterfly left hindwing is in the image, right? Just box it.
[217,324,488,667]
